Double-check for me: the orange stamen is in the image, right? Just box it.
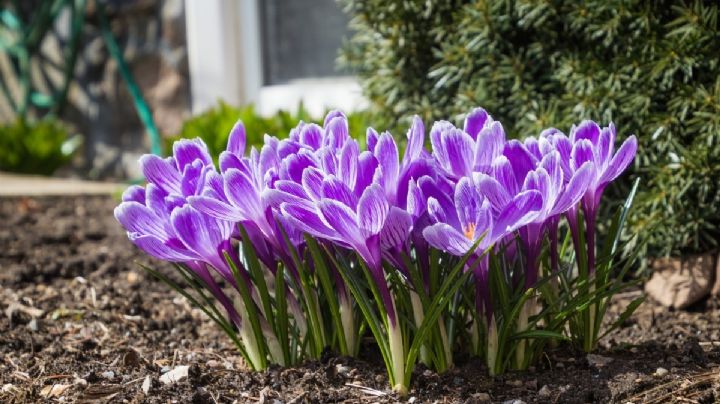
[464,223,476,240]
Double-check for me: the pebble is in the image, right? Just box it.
[159,365,189,385]
[654,367,669,377]
[555,362,565,369]
[538,385,551,398]
[506,379,523,387]
[101,370,115,379]
[408,397,417,403]
[27,319,38,332]
[472,392,491,402]
[335,364,351,377]
[502,400,526,404]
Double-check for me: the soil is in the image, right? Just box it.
[1,195,719,403]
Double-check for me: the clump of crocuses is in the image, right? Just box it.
[115,107,639,395]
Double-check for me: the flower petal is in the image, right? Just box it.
[115,202,167,238]
[173,138,212,170]
[301,124,323,150]
[131,234,196,261]
[366,127,379,154]
[324,115,349,149]
[140,155,182,195]
[375,132,400,197]
[318,198,364,245]
[281,202,338,240]
[171,205,230,267]
[474,172,511,212]
[122,185,145,203]
[189,195,244,221]
[572,120,601,144]
[492,155,519,196]
[406,178,425,218]
[422,223,473,256]
[441,128,474,179]
[474,121,505,173]
[596,124,615,172]
[224,169,261,217]
[227,120,246,156]
[380,207,412,250]
[503,140,536,184]
[396,158,435,209]
[355,151,379,196]
[318,146,337,175]
[357,184,389,237]
[282,150,317,182]
[571,139,595,172]
[551,161,595,216]
[322,176,358,208]
[454,177,483,235]
[339,139,359,190]
[403,116,425,163]
[301,166,325,201]
[599,135,637,185]
[491,190,542,241]
[219,151,244,173]
[463,107,490,140]
[430,121,454,166]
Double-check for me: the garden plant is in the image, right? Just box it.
[115,108,638,395]
[340,0,720,259]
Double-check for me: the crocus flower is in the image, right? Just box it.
[474,140,595,287]
[543,121,637,273]
[430,107,505,181]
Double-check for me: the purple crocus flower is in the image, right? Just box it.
[114,138,243,328]
[430,107,505,181]
[543,121,637,273]
[422,174,544,320]
[473,140,595,287]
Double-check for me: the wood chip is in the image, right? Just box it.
[40,384,71,398]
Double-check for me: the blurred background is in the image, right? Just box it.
[1,0,719,269]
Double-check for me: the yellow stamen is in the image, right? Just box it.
[464,223,476,240]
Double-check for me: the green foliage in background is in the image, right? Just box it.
[340,0,720,257]
[166,101,378,158]
[0,118,80,175]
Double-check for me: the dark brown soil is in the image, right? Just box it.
[1,195,719,403]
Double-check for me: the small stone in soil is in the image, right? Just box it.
[141,376,151,394]
[335,364,351,377]
[538,385,551,397]
[654,367,669,377]
[160,365,190,385]
[502,400,526,404]
[27,318,38,331]
[472,392,491,402]
[101,370,114,379]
